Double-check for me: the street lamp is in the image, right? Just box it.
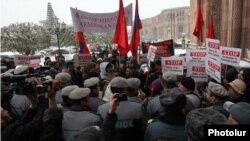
[54,21,66,55]
[182,33,186,49]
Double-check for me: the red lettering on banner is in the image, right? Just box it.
[192,66,205,72]
[165,60,182,65]
[18,57,30,60]
[222,50,240,57]
[208,61,220,72]
[208,42,220,49]
[190,52,206,57]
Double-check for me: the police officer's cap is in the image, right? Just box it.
[61,85,79,97]
[84,77,99,88]
[69,88,91,100]
[110,77,128,88]
[55,73,71,83]
[127,78,141,89]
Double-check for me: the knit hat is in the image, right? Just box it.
[150,78,163,91]
[228,79,247,95]
[180,77,195,91]
[208,81,228,97]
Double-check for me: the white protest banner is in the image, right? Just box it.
[186,49,207,64]
[206,38,220,61]
[14,55,31,66]
[70,3,132,33]
[147,45,157,62]
[187,63,208,82]
[206,59,221,83]
[14,55,41,68]
[220,46,241,67]
[161,56,184,75]
[74,54,92,67]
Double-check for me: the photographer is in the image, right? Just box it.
[97,77,146,141]
[1,78,57,141]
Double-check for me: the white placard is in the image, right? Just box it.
[186,49,207,64]
[206,58,221,83]
[206,38,220,61]
[161,56,184,75]
[14,55,40,68]
[147,45,157,62]
[74,54,92,67]
[220,46,241,67]
[187,63,208,82]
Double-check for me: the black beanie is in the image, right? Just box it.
[180,77,195,91]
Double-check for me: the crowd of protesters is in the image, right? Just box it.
[1,48,250,141]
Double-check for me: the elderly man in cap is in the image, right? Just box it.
[60,85,78,112]
[145,88,188,141]
[55,72,71,105]
[147,72,179,119]
[84,77,106,113]
[62,87,102,139]
[204,81,229,117]
[97,77,146,141]
[126,78,145,104]
[223,101,250,125]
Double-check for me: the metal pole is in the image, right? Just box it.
[57,32,60,54]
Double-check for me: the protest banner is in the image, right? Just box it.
[187,63,208,82]
[14,55,40,68]
[206,38,220,61]
[70,3,132,33]
[147,45,157,62]
[206,58,221,83]
[74,54,92,67]
[161,56,184,75]
[186,49,207,64]
[220,46,241,67]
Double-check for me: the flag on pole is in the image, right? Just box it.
[75,32,90,54]
[70,8,90,54]
[113,0,129,56]
[129,0,142,60]
[193,3,204,42]
[207,15,216,39]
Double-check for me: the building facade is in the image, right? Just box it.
[141,6,190,42]
[190,0,250,59]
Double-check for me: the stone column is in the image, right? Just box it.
[241,0,250,59]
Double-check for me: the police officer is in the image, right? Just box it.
[55,72,71,105]
[97,77,146,141]
[60,85,78,112]
[62,88,102,140]
[126,78,146,104]
[84,77,106,113]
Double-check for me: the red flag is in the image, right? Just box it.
[193,3,204,42]
[207,15,216,39]
[129,0,142,60]
[75,32,90,54]
[113,0,129,56]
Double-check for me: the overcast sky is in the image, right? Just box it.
[0,0,190,27]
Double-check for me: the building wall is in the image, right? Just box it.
[190,0,250,59]
[141,7,190,42]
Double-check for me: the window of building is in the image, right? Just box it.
[178,25,183,33]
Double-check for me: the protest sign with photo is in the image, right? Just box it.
[147,45,157,62]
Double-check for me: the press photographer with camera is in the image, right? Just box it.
[1,78,64,141]
[97,77,146,141]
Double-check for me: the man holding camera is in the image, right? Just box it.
[97,77,146,141]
